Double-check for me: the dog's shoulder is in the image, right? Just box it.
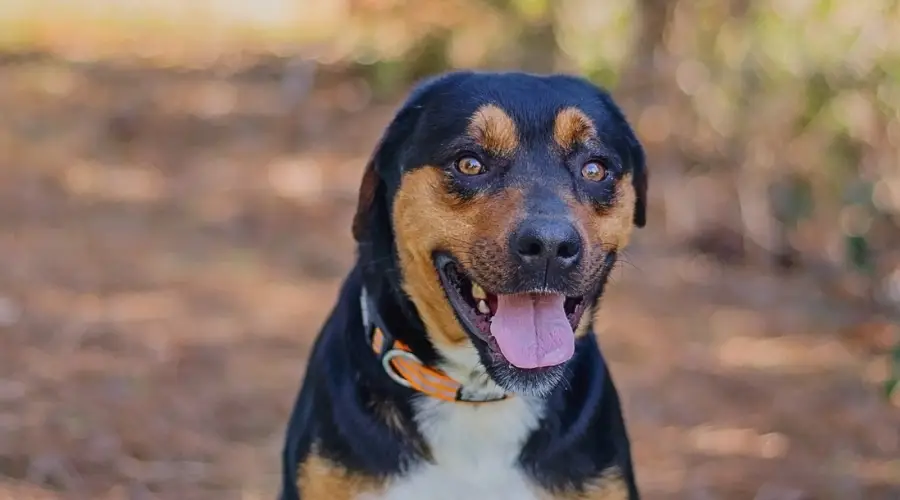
[294,449,387,500]
[280,266,428,500]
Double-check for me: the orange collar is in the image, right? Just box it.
[362,290,507,404]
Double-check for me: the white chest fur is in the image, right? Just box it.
[361,394,545,500]
[354,337,548,500]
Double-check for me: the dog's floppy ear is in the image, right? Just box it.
[351,142,386,243]
[590,85,648,228]
[627,132,648,228]
[351,102,421,243]
[352,73,464,242]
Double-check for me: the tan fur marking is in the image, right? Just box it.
[392,166,524,347]
[468,104,519,156]
[298,452,384,500]
[541,466,629,500]
[553,107,597,152]
[580,466,630,500]
[569,174,636,251]
[574,303,594,339]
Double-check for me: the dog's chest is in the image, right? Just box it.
[361,397,544,500]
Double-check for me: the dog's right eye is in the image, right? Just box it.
[455,156,485,176]
[581,160,608,182]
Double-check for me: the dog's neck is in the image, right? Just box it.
[360,285,509,403]
[432,342,510,402]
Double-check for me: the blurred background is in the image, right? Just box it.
[0,0,898,499]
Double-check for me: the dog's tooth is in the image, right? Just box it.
[471,283,487,300]
[477,300,490,315]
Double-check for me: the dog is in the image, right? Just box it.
[279,71,648,500]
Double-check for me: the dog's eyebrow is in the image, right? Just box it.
[466,104,519,157]
[553,107,597,152]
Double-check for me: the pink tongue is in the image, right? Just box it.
[489,294,575,369]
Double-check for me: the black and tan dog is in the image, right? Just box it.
[280,71,648,500]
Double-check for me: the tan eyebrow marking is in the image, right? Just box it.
[553,107,597,152]
[467,104,519,156]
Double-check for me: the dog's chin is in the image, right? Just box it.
[434,253,595,398]
[474,339,568,398]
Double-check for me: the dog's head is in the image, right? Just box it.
[353,72,647,397]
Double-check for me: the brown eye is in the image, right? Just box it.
[455,156,485,176]
[581,161,608,182]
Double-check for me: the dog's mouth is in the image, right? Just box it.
[435,254,590,371]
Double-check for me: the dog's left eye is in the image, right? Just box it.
[455,156,485,176]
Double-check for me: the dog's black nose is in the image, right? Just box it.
[512,219,582,272]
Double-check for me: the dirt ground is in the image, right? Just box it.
[0,61,898,500]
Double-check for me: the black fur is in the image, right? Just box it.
[280,265,425,500]
[280,71,646,499]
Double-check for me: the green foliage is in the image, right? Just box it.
[886,344,900,400]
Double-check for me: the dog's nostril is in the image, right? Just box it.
[557,241,578,260]
[519,239,544,258]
